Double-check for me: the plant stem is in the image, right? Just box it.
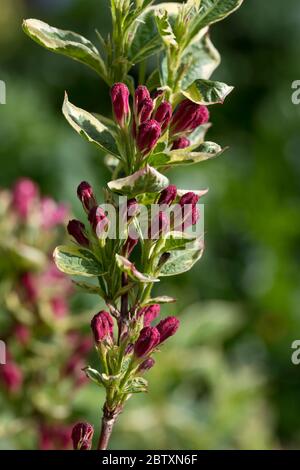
[97,404,121,450]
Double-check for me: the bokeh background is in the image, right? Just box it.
[1,0,300,449]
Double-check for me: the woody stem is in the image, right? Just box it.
[97,404,121,450]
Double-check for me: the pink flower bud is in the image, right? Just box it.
[71,422,94,450]
[124,198,139,221]
[158,185,177,206]
[137,357,155,373]
[0,362,23,393]
[156,316,180,344]
[136,119,161,155]
[14,324,30,346]
[110,83,130,126]
[67,219,89,247]
[12,178,38,219]
[153,101,172,131]
[88,206,109,237]
[171,100,209,134]
[77,181,97,213]
[135,85,151,114]
[138,304,160,327]
[171,137,190,150]
[91,311,114,343]
[50,297,68,318]
[40,198,69,229]
[134,327,160,358]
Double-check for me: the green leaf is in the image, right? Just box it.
[160,238,204,276]
[142,296,176,306]
[149,141,224,167]
[155,9,178,49]
[123,377,148,393]
[162,232,196,252]
[189,0,244,39]
[129,2,180,63]
[62,94,120,157]
[108,165,169,196]
[72,280,103,295]
[116,254,159,283]
[53,245,103,277]
[182,79,234,105]
[23,19,107,79]
[83,367,103,387]
[180,32,220,89]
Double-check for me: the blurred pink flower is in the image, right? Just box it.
[12,178,39,219]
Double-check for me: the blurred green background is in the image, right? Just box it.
[1,0,300,449]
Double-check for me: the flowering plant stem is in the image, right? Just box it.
[23,0,244,450]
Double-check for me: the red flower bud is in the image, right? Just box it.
[158,185,177,206]
[77,181,97,213]
[123,235,139,256]
[179,192,200,227]
[12,178,38,219]
[139,98,154,124]
[136,119,161,155]
[135,85,151,114]
[148,211,169,239]
[91,310,114,343]
[156,316,180,343]
[137,357,155,374]
[153,101,172,131]
[171,137,190,150]
[110,83,130,126]
[0,362,23,393]
[138,304,160,326]
[67,219,89,247]
[134,327,160,358]
[71,422,94,450]
[88,206,109,237]
[171,100,209,134]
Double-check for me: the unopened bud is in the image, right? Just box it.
[67,219,89,247]
[138,304,160,327]
[139,98,154,124]
[110,83,130,127]
[88,206,109,237]
[137,119,161,155]
[153,101,172,131]
[134,327,160,358]
[148,211,168,239]
[135,85,151,114]
[71,422,94,450]
[171,137,190,150]
[137,357,155,374]
[158,185,177,206]
[77,181,97,213]
[171,100,209,134]
[123,235,139,256]
[90,311,114,343]
[156,316,180,344]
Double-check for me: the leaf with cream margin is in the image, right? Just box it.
[108,165,169,196]
[149,142,224,167]
[62,94,120,157]
[23,19,107,80]
[53,245,103,277]
[182,79,234,105]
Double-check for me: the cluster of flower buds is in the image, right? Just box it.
[110,83,209,157]
[67,181,110,245]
